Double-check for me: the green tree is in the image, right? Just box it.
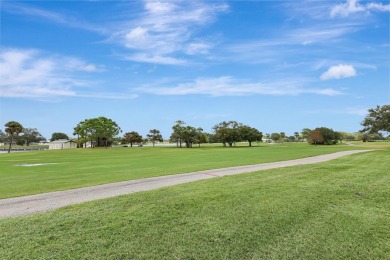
[294,132,300,142]
[18,128,45,146]
[147,129,163,147]
[301,128,311,140]
[73,117,121,148]
[122,131,143,147]
[280,132,286,143]
[270,133,280,142]
[182,126,197,148]
[51,132,69,141]
[4,121,24,153]
[239,125,262,146]
[213,121,242,147]
[361,105,390,134]
[196,127,205,147]
[309,127,338,145]
[171,120,186,147]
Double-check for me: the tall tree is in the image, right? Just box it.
[280,132,286,143]
[196,127,205,147]
[51,132,69,141]
[239,125,262,146]
[301,128,311,140]
[294,132,300,142]
[171,120,186,147]
[270,133,280,142]
[147,129,163,147]
[213,121,242,147]
[19,128,45,146]
[122,131,143,147]
[73,117,121,148]
[4,121,23,153]
[361,105,390,134]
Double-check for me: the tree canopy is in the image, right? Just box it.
[213,121,242,147]
[170,121,204,148]
[18,128,45,146]
[73,117,121,148]
[51,132,69,141]
[309,127,340,145]
[239,125,262,146]
[122,131,143,147]
[4,121,24,153]
[213,121,262,147]
[361,105,390,134]
[147,129,163,147]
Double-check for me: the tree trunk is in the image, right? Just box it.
[249,141,252,147]
[8,134,14,153]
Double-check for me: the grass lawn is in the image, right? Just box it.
[0,149,388,259]
[0,142,372,198]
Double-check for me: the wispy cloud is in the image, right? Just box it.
[320,64,357,80]
[3,2,105,33]
[0,48,112,99]
[136,76,342,97]
[114,0,228,64]
[330,0,390,18]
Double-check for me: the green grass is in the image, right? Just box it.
[0,150,388,259]
[0,142,373,198]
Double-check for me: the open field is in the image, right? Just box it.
[0,142,374,199]
[0,149,389,259]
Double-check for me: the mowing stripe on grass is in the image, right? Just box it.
[0,150,371,218]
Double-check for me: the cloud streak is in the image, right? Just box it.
[3,2,106,33]
[137,76,342,97]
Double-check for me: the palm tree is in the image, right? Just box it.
[294,132,300,142]
[5,121,23,153]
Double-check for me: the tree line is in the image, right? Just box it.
[2,105,389,152]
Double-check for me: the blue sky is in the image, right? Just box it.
[1,0,389,139]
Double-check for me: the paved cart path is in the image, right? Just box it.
[0,150,371,219]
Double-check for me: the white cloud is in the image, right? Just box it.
[117,0,228,64]
[0,48,103,98]
[186,42,212,55]
[331,0,390,17]
[137,76,342,97]
[320,64,357,80]
[125,53,187,65]
[144,1,176,14]
[366,2,390,12]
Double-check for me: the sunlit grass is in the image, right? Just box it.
[0,142,371,198]
[0,150,388,259]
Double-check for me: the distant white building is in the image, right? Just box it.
[49,139,77,150]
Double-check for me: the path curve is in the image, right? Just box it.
[0,150,371,218]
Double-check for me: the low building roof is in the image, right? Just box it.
[50,139,73,144]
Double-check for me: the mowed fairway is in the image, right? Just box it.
[0,148,389,259]
[0,143,369,199]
